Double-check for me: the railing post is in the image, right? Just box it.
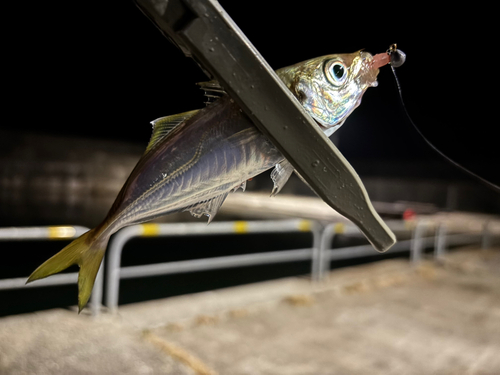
[316,223,338,281]
[434,223,447,262]
[411,220,428,265]
[311,222,324,282]
[90,260,104,316]
[105,226,142,313]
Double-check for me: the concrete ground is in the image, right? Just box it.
[1,247,499,375]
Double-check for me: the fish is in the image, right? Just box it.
[27,50,391,311]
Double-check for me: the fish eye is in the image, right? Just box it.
[324,60,347,86]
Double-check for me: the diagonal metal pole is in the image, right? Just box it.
[133,0,396,252]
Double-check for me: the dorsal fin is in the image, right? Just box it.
[197,80,226,106]
[146,110,199,154]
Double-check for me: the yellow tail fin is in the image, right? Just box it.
[27,228,108,313]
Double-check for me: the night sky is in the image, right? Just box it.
[3,1,498,185]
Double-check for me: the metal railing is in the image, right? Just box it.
[1,218,496,315]
[0,225,103,316]
[408,220,486,265]
[105,219,320,312]
[316,219,493,281]
[104,218,493,312]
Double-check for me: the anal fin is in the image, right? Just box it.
[185,192,230,224]
[232,180,247,192]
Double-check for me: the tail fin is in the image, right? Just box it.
[26,228,109,313]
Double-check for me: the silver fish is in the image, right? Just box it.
[27,50,390,311]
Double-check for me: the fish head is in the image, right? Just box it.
[277,51,385,137]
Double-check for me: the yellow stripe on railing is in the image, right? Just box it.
[233,221,248,234]
[298,220,311,232]
[141,223,160,237]
[48,226,77,239]
[334,223,345,234]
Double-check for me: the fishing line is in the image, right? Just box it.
[388,46,500,194]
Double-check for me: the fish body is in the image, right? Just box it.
[106,95,281,232]
[27,50,388,311]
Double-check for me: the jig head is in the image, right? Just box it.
[387,44,406,68]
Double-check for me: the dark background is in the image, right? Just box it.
[3,1,497,185]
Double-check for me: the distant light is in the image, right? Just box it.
[48,226,77,239]
[403,209,416,221]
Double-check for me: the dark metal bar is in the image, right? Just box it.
[133,0,396,252]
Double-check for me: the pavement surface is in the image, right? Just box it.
[1,247,500,375]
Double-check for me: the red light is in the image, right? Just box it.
[403,209,416,221]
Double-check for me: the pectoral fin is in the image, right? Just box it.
[146,110,199,154]
[271,159,294,196]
